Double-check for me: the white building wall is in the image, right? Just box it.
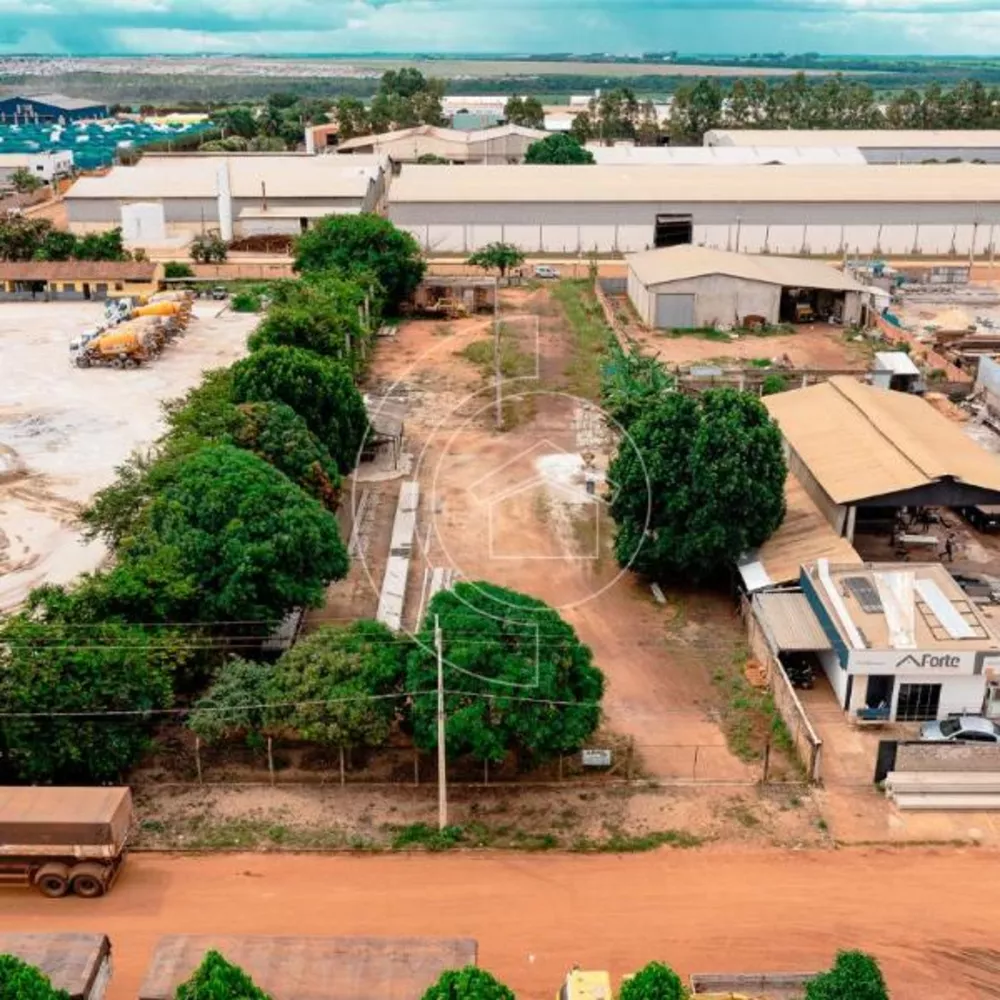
[626,268,653,325]
[818,649,850,708]
[647,274,779,328]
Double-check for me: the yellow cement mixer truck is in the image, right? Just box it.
[72,322,161,368]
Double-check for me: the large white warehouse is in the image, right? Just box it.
[704,129,1000,164]
[387,163,1000,256]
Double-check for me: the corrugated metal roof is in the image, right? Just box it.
[753,591,833,652]
[388,163,1000,204]
[741,473,862,590]
[589,145,868,165]
[67,155,383,201]
[874,351,921,376]
[10,92,107,112]
[627,245,867,292]
[764,376,1000,504]
[0,261,160,281]
[337,124,545,154]
[706,129,1000,149]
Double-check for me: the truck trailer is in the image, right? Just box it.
[0,787,133,898]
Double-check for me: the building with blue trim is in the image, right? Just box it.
[0,93,108,123]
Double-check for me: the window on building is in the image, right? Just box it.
[654,214,693,248]
[896,683,942,722]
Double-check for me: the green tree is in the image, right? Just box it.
[33,228,78,262]
[271,621,407,753]
[176,951,272,1000]
[267,91,299,110]
[74,228,128,262]
[600,346,674,430]
[407,582,604,764]
[214,106,258,139]
[165,261,195,279]
[188,656,276,745]
[0,955,71,1000]
[0,216,53,260]
[761,373,788,396]
[504,96,545,129]
[0,589,180,783]
[417,153,450,164]
[9,167,42,193]
[230,346,369,473]
[190,231,228,264]
[334,96,370,140]
[525,133,595,165]
[420,968,514,1000]
[805,951,889,1000]
[619,962,686,1000]
[608,389,786,582]
[467,242,525,279]
[109,444,349,623]
[294,215,424,311]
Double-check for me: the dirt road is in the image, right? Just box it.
[4,849,998,998]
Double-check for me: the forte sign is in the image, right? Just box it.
[848,649,978,674]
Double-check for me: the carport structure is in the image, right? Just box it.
[764,376,1000,541]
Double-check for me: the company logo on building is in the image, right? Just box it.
[895,653,961,670]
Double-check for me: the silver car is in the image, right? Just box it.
[919,715,1000,742]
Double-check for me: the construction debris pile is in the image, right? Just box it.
[70,290,194,369]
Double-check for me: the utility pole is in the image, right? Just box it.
[493,277,502,431]
[435,615,448,830]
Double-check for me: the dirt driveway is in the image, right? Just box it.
[4,849,999,1000]
[350,288,753,780]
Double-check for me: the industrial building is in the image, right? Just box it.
[0,261,164,301]
[387,164,1000,256]
[335,124,546,164]
[588,145,867,166]
[704,129,1000,164]
[0,93,108,123]
[0,150,73,185]
[64,153,389,243]
[625,245,867,329]
[763,376,1000,541]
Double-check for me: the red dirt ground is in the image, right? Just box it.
[3,849,998,999]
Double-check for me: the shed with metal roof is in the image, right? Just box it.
[0,93,108,123]
[763,375,1000,538]
[625,245,867,329]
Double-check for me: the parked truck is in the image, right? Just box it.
[72,321,161,368]
[0,787,133,898]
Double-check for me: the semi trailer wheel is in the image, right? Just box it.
[70,863,107,898]
[34,863,70,898]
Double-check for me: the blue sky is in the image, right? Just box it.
[4,0,1000,56]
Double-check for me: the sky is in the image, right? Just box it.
[5,0,1000,56]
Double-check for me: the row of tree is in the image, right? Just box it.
[670,74,1000,145]
[334,69,447,141]
[203,91,335,152]
[0,217,133,262]
[0,214,428,785]
[0,949,892,1000]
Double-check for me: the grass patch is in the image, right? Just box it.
[713,647,800,769]
[138,816,364,851]
[550,280,613,401]
[458,324,536,429]
[570,828,703,852]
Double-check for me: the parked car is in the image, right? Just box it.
[919,715,1000,743]
[533,265,560,279]
[210,286,229,300]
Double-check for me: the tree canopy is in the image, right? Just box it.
[293,215,425,311]
[608,389,786,582]
[619,962,686,1000]
[230,346,369,474]
[420,968,515,1000]
[0,589,181,783]
[600,347,674,431]
[176,951,273,1000]
[467,242,526,278]
[504,96,545,129]
[805,951,889,1000]
[524,134,595,165]
[110,444,348,623]
[407,582,604,764]
[0,955,70,1000]
[0,217,128,262]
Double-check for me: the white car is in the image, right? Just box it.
[533,264,560,279]
[919,715,1000,743]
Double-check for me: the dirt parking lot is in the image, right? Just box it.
[0,301,257,610]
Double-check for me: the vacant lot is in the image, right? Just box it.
[0,301,257,610]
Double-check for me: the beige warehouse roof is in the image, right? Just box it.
[706,129,1000,148]
[627,245,867,292]
[67,155,383,201]
[764,376,1000,504]
[388,163,1000,204]
[753,591,832,652]
[337,123,545,153]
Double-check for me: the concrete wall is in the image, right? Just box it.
[389,199,1000,255]
[648,273,779,328]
